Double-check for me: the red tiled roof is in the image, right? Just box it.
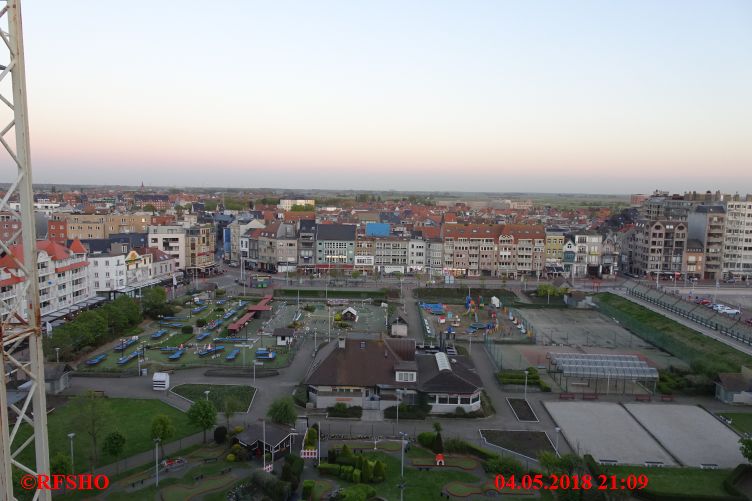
[55,261,89,273]
[0,240,74,268]
[0,275,24,287]
[69,238,87,254]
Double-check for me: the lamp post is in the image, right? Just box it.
[204,390,210,401]
[154,438,160,486]
[68,432,75,475]
[395,389,403,432]
[259,418,268,473]
[523,370,529,401]
[55,347,60,363]
[399,431,407,501]
[555,427,561,455]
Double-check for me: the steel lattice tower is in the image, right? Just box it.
[0,0,52,499]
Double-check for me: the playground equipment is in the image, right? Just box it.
[198,344,225,357]
[151,329,169,340]
[226,348,240,361]
[196,331,211,341]
[85,353,107,366]
[116,350,140,365]
[168,349,185,360]
[255,348,277,360]
[114,336,139,352]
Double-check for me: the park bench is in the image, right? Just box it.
[644,461,665,468]
[582,393,599,400]
[700,464,719,470]
[660,394,674,402]
[634,394,651,402]
[559,393,576,400]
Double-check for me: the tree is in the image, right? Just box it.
[222,397,242,429]
[188,400,217,443]
[267,396,297,426]
[740,437,752,463]
[102,431,126,473]
[142,204,157,213]
[151,414,175,458]
[142,286,173,319]
[72,390,112,470]
[50,453,71,492]
[373,460,386,482]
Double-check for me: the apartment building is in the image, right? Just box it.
[687,205,725,280]
[723,197,752,280]
[148,225,187,270]
[133,194,171,211]
[227,217,265,264]
[628,220,687,277]
[544,229,566,265]
[315,224,356,270]
[186,224,216,273]
[0,240,94,322]
[498,225,546,278]
[278,199,315,211]
[58,213,151,240]
[297,220,316,272]
[572,232,603,278]
[442,224,500,277]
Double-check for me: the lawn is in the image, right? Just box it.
[596,293,752,371]
[172,384,255,411]
[338,451,480,500]
[719,412,752,435]
[329,440,403,452]
[606,465,735,497]
[480,430,555,459]
[13,397,201,471]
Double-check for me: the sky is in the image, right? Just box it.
[8,1,752,193]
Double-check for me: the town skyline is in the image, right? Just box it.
[7,0,750,192]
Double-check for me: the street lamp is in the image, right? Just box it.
[399,431,408,501]
[554,427,561,455]
[523,370,529,401]
[67,432,75,475]
[154,438,161,486]
[395,389,403,431]
[55,347,60,363]
[204,390,210,401]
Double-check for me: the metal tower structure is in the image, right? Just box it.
[0,0,52,499]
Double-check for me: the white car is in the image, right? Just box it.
[721,308,741,316]
[711,304,727,311]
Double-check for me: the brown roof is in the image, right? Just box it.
[306,338,417,388]
[718,373,751,392]
[442,224,502,240]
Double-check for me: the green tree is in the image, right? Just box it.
[188,400,217,443]
[102,431,126,473]
[113,295,142,326]
[741,437,752,463]
[151,414,175,458]
[142,286,172,319]
[142,204,157,213]
[72,390,112,470]
[373,460,386,482]
[267,396,297,426]
[50,453,72,492]
[222,397,242,429]
[362,459,373,483]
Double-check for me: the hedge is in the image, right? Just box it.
[318,463,341,477]
[302,480,315,499]
[418,432,436,449]
[444,438,498,461]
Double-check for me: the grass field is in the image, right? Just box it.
[14,398,201,471]
[719,412,752,435]
[172,384,255,411]
[606,465,734,497]
[596,293,752,372]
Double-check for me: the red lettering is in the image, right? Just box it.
[94,475,110,490]
[38,475,51,489]
[79,474,92,490]
[66,475,77,490]
[51,475,64,490]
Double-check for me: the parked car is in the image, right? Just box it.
[712,304,728,311]
[724,278,737,284]
[721,308,741,316]
[696,298,711,305]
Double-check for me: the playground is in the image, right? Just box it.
[81,295,298,371]
[419,293,514,342]
[295,301,388,336]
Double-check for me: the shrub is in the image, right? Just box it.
[215,289,226,297]
[418,432,436,449]
[214,426,228,444]
[340,465,354,480]
[181,325,193,334]
[352,468,361,483]
[226,453,235,462]
[328,403,363,418]
[454,406,467,416]
[318,463,341,476]
[328,448,337,464]
[232,426,244,435]
[484,456,524,477]
[444,438,498,460]
[373,460,386,482]
[304,305,316,313]
[362,459,374,483]
[302,479,315,499]
[281,454,304,490]
[432,432,444,453]
[196,318,207,327]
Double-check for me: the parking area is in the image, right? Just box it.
[297,301,388,335]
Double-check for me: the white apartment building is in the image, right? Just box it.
[723,199,752,280]
[0,240,95,323]
[89,253,127,293]
[278,199,315,211]
[148,225,187,270]
[408,239,426,272]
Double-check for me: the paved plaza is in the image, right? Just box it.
[544,401,676,465]
[625,404,746,468]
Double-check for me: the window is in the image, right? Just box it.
[438,395,449,404]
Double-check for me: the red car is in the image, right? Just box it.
[697,299,712,305]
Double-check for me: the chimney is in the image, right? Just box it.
[338,337,345,349]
